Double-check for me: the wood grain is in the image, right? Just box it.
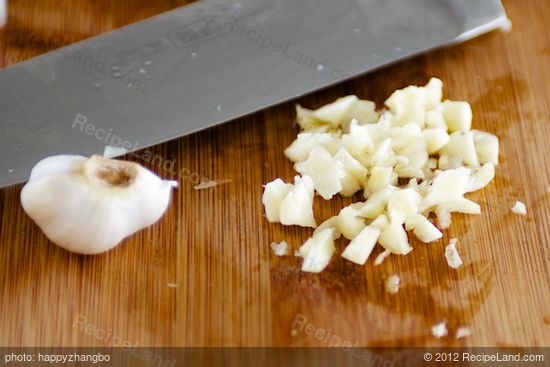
[1,0,549,347]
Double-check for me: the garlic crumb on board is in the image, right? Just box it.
[193,178,231,190]
[385,274,400,294]
[455,326,471,339]
[271,241,289,256]
[511,200,527,215]
[445,238,463,269]
[262,78,499,272]
[374,249,391,266]
[431,321,448,338]
[20,155,177,255]
[167,283,178,288]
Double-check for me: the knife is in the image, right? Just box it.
[0,0,509,187]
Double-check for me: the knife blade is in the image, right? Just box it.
[0,0,509,187]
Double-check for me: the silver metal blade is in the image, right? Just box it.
[0,0,508,187]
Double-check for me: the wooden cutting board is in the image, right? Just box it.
[1,0,549,348]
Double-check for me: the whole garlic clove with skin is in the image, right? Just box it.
[20,155,178,255]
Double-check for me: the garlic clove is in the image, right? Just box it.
[21,155,177,254]
[27,154,88,181]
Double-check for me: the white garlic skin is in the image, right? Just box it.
[21,155,177,255]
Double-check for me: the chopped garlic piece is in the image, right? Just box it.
[336,203,366,240]
[313,95,359,127]
[194,179,231,190]
[374,249,391,266]
[473,130,499,165]
[436,206,452,229]
[466,163,495,192]
[440,131,479,167]
[334,148,366,196]
[422,167,471,209]
[442,101,472,132]
[445,238,463,269]
[271,241,289,256]
[431,321,448,338]
[279,176,317,228]
[455,326,472,339]
[284,132,340,163]
[341,215,386,265]
[314,216,342,239]
[366,166,394,195]
[361,187,395,218]
[424,78,443,109]
[295,146,345,200]
[379,221,411,255]
[387,188,422,223]
[422,128,450,154]
[262,178,293,223]
[511,200,527,215]
[385,85,426,127]
[299,228,335,273]
[425,109,446,129]
[350,100,379,124]
[385,274,400,294]
[405,214,442,243]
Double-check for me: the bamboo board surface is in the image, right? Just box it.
[0,0,549,348]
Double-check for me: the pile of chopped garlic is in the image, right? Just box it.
[262,78,499,273]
